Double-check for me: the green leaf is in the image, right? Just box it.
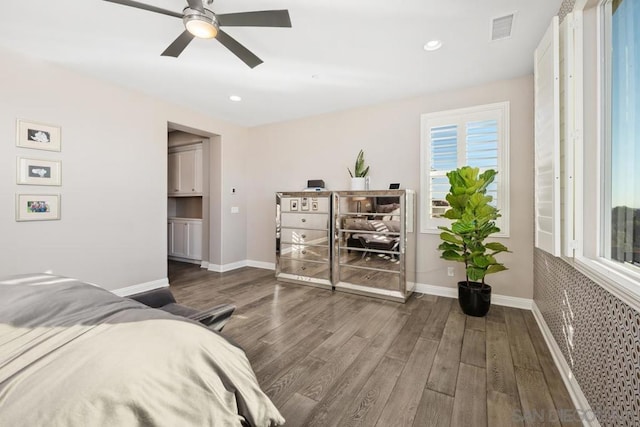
[485,242,509,252]
[440,232,463,245]
[486,264,507,275]
[442,250,465,262]
[438,242,463,252]
[446,193,468,209]
[472,255,490,268]
[443,209,462,220]
[452,221,475,235]
[467,266,486,281]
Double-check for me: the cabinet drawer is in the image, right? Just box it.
[280,244,329,262]
[281,197,330,213]
[278,259,330,280]
[337,249,401,272]
[281,213,329,230]
[336,265,401,292]
[280,228,328,244]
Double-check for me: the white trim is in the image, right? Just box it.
[207,260,247,273]
[413,282,532,309]
[247,260,276,270]
[200,260,209,269]
[532,302,600,427]
[206,259,275,272]
[111,278,169,297]
[492,293,533,310]
[415,282,457,298]
[168,256,201,265]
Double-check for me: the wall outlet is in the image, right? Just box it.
[447,267,455,277]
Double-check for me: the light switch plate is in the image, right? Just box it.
[231,206,239,214]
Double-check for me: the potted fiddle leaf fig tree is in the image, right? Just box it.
[348,149,370,190]
[438,166,510,317]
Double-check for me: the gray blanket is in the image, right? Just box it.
[0,274,284,427]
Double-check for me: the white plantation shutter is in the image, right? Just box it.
[534,16,561,256]
[467,119,500,207]
[420,102,509,236]
[560,11,582,257]
[429,124,457,218]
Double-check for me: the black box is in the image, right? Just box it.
[307,179,325,188]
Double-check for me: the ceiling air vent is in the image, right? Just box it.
[491,13,515,41]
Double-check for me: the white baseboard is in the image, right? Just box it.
[111,278,169,297]
[414,282,533,309]
[207,260,249,273]
[414,283,457,298]
[200,261,209,269]
[247,260,275,270]
[492,293,533,310]
[168,256,201,265]
[532,302,599,427]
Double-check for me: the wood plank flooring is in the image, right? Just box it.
[168,261,579,426]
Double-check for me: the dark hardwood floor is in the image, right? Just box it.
[168,261,579,427]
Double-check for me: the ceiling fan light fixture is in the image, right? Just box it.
[183,8,218,39]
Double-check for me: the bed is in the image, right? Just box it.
[0,273,284,427]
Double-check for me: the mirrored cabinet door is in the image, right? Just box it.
[333,190,416,302]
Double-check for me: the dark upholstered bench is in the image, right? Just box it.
[128,287,235,332]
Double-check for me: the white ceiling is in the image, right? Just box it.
[0,0,562,127]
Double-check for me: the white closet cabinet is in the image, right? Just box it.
[168,145,203,196]
[168,218,202,261]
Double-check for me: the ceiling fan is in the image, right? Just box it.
[104,0,292,68]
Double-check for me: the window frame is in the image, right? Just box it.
[419,101,510,237]
[572,0,640,312]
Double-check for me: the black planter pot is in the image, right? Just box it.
[458,281,492,317]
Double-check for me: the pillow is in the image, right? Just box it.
[369,220,389,233]
[376,203,400,213]
[382,208,401,221]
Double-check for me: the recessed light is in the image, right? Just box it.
[229,95,242,102]
[423,40,443,51]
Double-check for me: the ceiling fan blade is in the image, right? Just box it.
[161,31,195,57]
[186,0,204,13]
[217,10,292,27]
[216,30,263,68]
[103,0,182,18]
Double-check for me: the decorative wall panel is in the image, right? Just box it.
[534,249,640,426]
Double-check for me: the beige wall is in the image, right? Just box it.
[247,75,534,299]
[0,47,248,290]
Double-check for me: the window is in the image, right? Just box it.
[420,102,510,236]
[602,0,640,273]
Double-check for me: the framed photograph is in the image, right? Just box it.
[301,197,309,211]
[312,201,319,211]
[290,199,298,211]
[17,157,61,186]
[16,119,61,151]
[16,194,60,221]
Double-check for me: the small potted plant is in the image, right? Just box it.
[438,166,510,317]
[348,149,370,190]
